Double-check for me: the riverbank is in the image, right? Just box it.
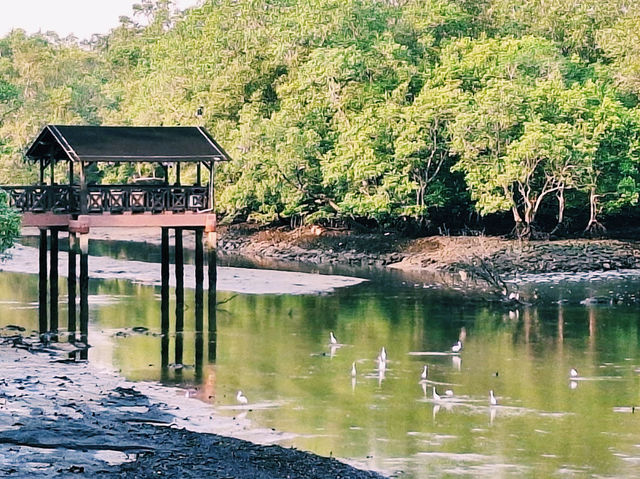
[0,334,386,478]
[215,224,640,275]
[33,224,640,277]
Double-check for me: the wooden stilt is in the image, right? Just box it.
[195,229,204,332]
[175,332,184,377]
[195,228,204,380]
[206,219,217,362]
[160,227,170,379]
[175,228,184,367]
[79,233,89,342]
[49,228,59,339]
[161,334,170,383]
[175,228,184,331]
[161,228,170,336]
[38,229,48,335]
[68,232,77,339]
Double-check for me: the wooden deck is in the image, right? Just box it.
[4,185,214,229]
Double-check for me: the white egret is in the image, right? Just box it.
[489,390,498,406]
[380,346,387,362]
[433,387,441,401]
[451,340,462,353]
[236,390,248,405]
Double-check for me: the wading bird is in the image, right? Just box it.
[329,331,338,345]
[433,387,441,401]
[570,368,578,378]
[421,365,429,381]
[451,340,462,353]
[236,390,248,405]
[489,390,498,406]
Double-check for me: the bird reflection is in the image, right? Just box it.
[421,381,427,397]
[329,344,338,358]
[452,355,462,371]
[490,406,497,424]
[570,380,578,390]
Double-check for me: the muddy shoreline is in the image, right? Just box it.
[0,335,386,479]
[54,224,640,279]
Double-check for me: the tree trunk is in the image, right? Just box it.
[550,187,566,237]
[585,187,606,237]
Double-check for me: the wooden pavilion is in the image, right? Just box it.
[4,125,229,361]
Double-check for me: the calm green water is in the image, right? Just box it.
[2,249,640,478]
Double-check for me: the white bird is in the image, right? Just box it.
[377,355,386,372]
[489,390,498,406]
[569,368,578,378]
[329,331,338,345]
[451,340,462,353]
[351,362,357,377]
[421,365,429,381]
[380,346,387,362]
[445,389,454,397]
[433,387,441,401]
[236,390,248,405]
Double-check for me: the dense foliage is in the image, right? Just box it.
[2,0,640,236]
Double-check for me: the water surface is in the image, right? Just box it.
[2,246,640,478]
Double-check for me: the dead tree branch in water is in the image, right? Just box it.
[457,255,521,303]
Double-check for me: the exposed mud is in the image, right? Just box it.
[0,335,385,478]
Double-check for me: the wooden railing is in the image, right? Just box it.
[3,185,209,214]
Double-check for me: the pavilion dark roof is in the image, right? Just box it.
[25,125,231,163]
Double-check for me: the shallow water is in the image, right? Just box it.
[2,245,640,477]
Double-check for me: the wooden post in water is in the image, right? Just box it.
[79,233,89,342]
[38,229,48,335]
[160,227,170,377]
[174,228,184,332]
[174,227,184,367]
[195,228,204,380]
[68,232,77,340]
[161,228,170,335]
[195,229,204,332]
[49,228,59,339]
[206,215,217,362]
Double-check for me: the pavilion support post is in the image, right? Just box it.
[68,232,77,341]
[39,159,45,185]
[38,229,48,336]
[206,216,217,362]
[161,333,170,382]
[161,227,170,338]
[195,228,204,381]
[49,228,59,340]
[175,228,184,334]
[174,228,184,367]
[207,161,214,210]
[195,229,204,333]
[68,161,75,211]
[160,227,170,380]
[79,161,88,215]
[79,233,89,346]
